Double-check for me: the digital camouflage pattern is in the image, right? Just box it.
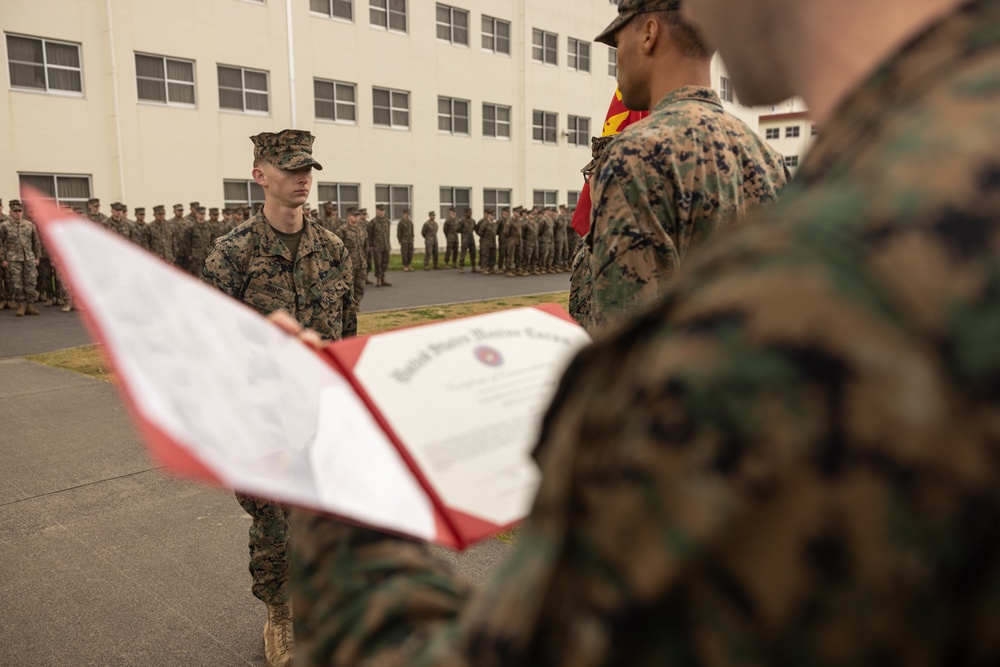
[250,129,324,171]
[588,86,787,331]
[568,238,592,329]
[1,215,41,304]
[458,213,476,269]
[131,220,152,251]
[202,212,357,341]
[371,214,391,279]
[237,492,292,605]
[335,221,369,305]
[443,213,459,267]
[288,1,1000,664]
[476,215,497,272]
[187,221,217,275]
[421,217,439,269]
[147,218,175,264]
[397,215,414,268]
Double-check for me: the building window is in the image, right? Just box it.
[440,187,471,217]
[812,124,819,136]
[373,86,409,128]
[532,110,558,144]
[533,190,558,208]
[720,76,734,103]
[532,29,557,65]
[135,53,195,106]
[438,96,470,135]
[224,179,265,209]
[785,126,800,138]
[376,184,411,220]
[765,128,780,140]
[18,173,91,208]
[481,15,510,55]
[567,115,589,147]
[314,78,356,122]
[310,0,353,20]
[317,182,360,218]
[6,34,82,94]
[608,47,617,77]
[370,0,407,33]
[568,38,590,72]
[218,65,269,113]
[436,4,468,45]
[483,188,511,215]
[567,190,580,208]
[482,103,511,139]
[785,155,799,168]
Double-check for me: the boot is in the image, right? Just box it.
[263,602,294,667]
[506,271,514,277]
[376,277,382,288]
[26,304,39,315]
[62,300,73,312]
[482,269,491,276]
[424,265,430,271]
[471,267,478,273]
[381,277,392,286]
[458,266,464,273]
[16,303,26,317]
[6,301,15,310]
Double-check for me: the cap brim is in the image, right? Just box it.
[595,11,633,46]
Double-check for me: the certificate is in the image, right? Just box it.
[26,191,591,549]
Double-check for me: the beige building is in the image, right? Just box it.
[2,0,771,224]
[757,99,816,175]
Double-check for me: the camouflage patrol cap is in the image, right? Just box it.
[189,201,200,207]
[173,203,183,210]
[209,207,219,215]
[10,200,23,212]
[324,201,334,208]
[429,211,436,216]
[153,205,165,214]
[88,198,100,206]
[376,204,385,211]
[135,207,145,214]
[595,0,681,46]
[359,208,367,215]
[111,202,126,211]
[250,129,323,171]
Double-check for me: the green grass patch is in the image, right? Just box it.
[27,346,115,383]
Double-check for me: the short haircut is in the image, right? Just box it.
[658,10,711,60]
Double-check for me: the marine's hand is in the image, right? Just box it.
[268,310,326,351]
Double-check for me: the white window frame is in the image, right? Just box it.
[765,127,780,140]
[376,183,412,220]
[314,78,357,123]
[567,37,590,72]
[785,155,800,168]
[438,96,470,135]
[720,76,734,103]
[17,172,92,208]
[135,53,196,107]
[532,110,558,145]
[483,188,511,216]
[223,179,265,209]
[217,64,269,114]
[6,33,83,96]
[373,86,410,129]
[532,28,557,65]
[608,46,617,77]
[481,15,510,55]
[317,182,360,218]
[310,0,353,21]
[440,186,471,218]
[785,125,801,138]
[533,190,558,208]
[482,103,511,140]
[370,0,407,33]
[436,3,469,46]
[567,115,590,147]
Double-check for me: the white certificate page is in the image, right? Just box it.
[350,307,591,526]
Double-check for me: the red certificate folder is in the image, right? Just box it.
[25,191,591,550]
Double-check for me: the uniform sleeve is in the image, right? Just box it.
[32,224,43,258]
[201,244,243,299]
[340,251,358,339]
[588,163,681,332]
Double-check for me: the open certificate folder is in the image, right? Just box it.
[26,193,591,550]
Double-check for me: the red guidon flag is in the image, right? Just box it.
[571,89,649,237]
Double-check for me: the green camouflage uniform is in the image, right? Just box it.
[503,214,522,274]
[107,215,133,240]
[443,214,459,267]
[568,238,592,329]
[203,211,355,605]
[370,214,392,280]
[421,218,439,268]
[476,216,497,272]
[457,213,476,269]
[148,219,175,264]
[496,213,509,269]
[538,213,554,272]
[552,212,568,270]
[287,1,1000,663]
[337,221,369,305]
[396,215,414,268]
[589,86,787,331]
[187,221,217,276]
[1,216,42,304]
[130,220,152,251]
[170,214,191,272]
[521,214,539,274]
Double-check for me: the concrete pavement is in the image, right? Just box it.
[0,265,569,665]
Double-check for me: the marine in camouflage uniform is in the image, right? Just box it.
[86,198,109,230]
[370,205,392,286]
[570,136,616,331]
[587,74,787,329]
[552,206,568,271]
[1,200,42,316]
[442,208,459,268]
[187,207,218,276]
[202,129,355,667]
[131,207,152,252]
[537,209,554,273]
[396,209,415,271]
[337,208,369,306]
[169,204,190,273]
[147,205,175,264]
[496,208,510,273]
[503,208,523,276]
[521,211,539,275]
[107,202,133,240]
[421,212,439,270]
[475,210,497,275]
[0,200,9,309]
[457,209,477,272]
[285,0,1000,663]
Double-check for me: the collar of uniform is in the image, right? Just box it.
[253,212,320,261]
[652,85,723,113]
[797,0,998,185]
